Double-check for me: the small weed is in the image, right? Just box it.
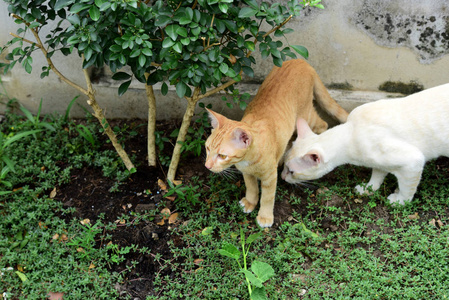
[218,228,275,300]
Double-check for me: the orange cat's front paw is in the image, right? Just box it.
[256,214,274,228]
[239,198,256,213]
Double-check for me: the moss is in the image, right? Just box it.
[378,80,424,95]
[327,82,353,90]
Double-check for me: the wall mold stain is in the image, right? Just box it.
[353,0,449,64]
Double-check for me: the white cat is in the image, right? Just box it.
[281,83,449,204]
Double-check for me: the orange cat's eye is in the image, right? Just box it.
[218,154,227,159]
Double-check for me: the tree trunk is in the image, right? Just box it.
[166,88,200,182]
[145,74,157,167]
[86,95,136,171]
[82,68,136,171]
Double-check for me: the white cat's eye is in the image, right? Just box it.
[218,154,227,159]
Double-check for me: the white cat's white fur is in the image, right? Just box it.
[281,83,449,204]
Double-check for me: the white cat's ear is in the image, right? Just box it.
[290,151,322,171]
[304,151,322,165]
[296,118,314,140]
[206,109,226,129]
[232,128,252,149]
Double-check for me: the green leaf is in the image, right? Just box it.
[176,27,188,38]
[241,269,263,288]
[251,261,275,283]
[89,6,100,21]
[272,56,283,67]
[251,287,268,300]
[69,3,90,13]
[138,54,146,67]
[130,48,141,58]
[239,7,258,18]
[155,15,171,27]
[291,45,309,59]
[54,0,74,10]
[176,81,187,98]
[219,3,229,13]
[162,38,175,49]
[118,80,131,96]
[161,82,168,95]
[242,66,254,77]
[112,72,131,80]
[246,232,262,244]
[3,130,43,149]
[219,63,229,74]
[165,25,179,41]
[15,271,27,282]
[218,243,241,260]
[173,42,182,54]
[244,41,255,51]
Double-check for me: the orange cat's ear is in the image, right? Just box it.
[296,118,314,140]
[206,109,226,129]
[232,128,251,149]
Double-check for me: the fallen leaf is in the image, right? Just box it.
[166,196,176,201]
[160,207,171,216]
[437,219,444,227]
[194,258,204,265]
[80,219,90,225]
[408,212,419,220]
[49,188,57,199]
[76,247,85,253]
[89,263,95,269]
[201,226,213,235]
[39,221,48,229]
[41,166,45,171]
[172,180,182,186]
[52,233,60,240]
[429,219,436,227]
[157,219,165,226]
[168,212,179,224]
[127,203,132,208]
[158,179,167,191]
[17,265,24,272]
[354,198,363,204]
[60,234,68,241]
[47,292,64,300]
[119,219,126,225]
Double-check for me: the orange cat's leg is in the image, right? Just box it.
[256,170,277,228]
[240,173,259,213]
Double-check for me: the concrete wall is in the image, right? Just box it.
[1,0,448,119]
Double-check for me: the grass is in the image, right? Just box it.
[1,105,449,299]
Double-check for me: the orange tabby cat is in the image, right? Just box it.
[205,59,348,227]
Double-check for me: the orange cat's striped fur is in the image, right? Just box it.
[205,59,348,227]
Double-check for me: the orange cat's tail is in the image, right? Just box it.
[313,75,349,123]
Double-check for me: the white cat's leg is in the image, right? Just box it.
[240,173,259,213]
[388,153,425,205]
[355,168,388,195]
[388,168,423,205]
[256,171,277,228]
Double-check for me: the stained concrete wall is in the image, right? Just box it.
[1,0,448,119]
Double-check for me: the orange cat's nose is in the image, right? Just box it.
[205,161,212,169]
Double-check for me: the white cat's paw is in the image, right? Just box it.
[387,193,406,205]
[355,184,372,195]
[239,198,255,213]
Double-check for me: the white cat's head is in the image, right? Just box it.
[204,109,252,173]
[282,118,331,183]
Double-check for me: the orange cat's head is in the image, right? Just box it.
[205,109,252,173]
